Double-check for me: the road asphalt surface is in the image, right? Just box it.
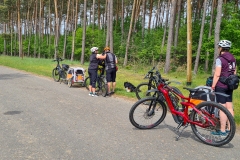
[0,65,240,160]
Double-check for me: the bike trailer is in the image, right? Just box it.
[66,67,86,87]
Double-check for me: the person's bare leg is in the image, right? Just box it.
[89,85,92,93]
[219,103,228,132]
[112,82,116,92]
[108,82,111,94]
[226,102,234,130]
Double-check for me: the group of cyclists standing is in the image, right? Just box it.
[88,46,118,97]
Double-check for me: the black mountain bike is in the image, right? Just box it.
[135,67,160,100]
[52,57,69,84]
[84,68,108,97]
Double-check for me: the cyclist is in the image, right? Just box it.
[211,40,237,136]
[88,47,99,97]
[97,46,118,96]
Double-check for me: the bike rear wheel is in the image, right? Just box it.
[97,78,107,97]
[190,101,235,147]
[129,97,167,129]
[52,68,60,82]
[61,71,67,84]
[135,82,156,100]
[83,77,90,90]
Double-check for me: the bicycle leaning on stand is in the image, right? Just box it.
[52,57,69,84]
[84,68,108,97]
[129,70,236,147]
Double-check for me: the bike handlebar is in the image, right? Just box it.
[52,57,64,62]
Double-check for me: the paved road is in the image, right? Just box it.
[0,65,240,160]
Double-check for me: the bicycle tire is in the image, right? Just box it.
[52,68,60,82]
[97,78,108,97]
[84,77,90,90]
[135,82,156,100]
[190,101,235,147]
[62,71,68,84]
[129,97,167,129]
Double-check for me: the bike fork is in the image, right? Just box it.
[175,123,189,141]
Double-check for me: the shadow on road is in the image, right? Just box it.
[0,73,29,80]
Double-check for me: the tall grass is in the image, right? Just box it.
[0,55,239,124]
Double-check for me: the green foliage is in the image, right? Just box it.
[0,2,240,74]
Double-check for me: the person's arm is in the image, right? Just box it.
[212,58,221,90]
[96,54,106,59]
[115,55,118,64]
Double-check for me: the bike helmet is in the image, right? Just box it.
[218,40,231,48]
[104,46,110,51]
[90,47,98,53]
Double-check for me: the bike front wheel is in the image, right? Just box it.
[190,101,235,147]
[52,68,60,82]
[97,78,107,97]
[129,97,167,129]
[135,82,156,100]
[83,77,90,90]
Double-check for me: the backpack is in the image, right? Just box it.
[206,76,213,87]
[218,56,239,90]
[190,86,218,117]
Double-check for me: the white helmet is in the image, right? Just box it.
[90,47,98,52]
[218,40,231,48]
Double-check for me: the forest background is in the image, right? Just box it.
[0,0,239,75]
[0,0,240,125]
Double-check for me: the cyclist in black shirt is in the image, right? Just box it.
[88,47,99,97]
[97,46,118,96]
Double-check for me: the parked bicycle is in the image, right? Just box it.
[135,67,183,104]
[84,68,108,97]
[129,71,235,147]
[52,57,69,84]
[135,67,159,100]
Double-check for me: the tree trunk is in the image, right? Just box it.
[164,0,177,73]
[105,0,110,47]
[205,0,215,72]
[71,0,78,61]
[98,0,101,29]
[121,0,125,43]
[173,0,182,56]
[38,0,42,58]
[3,23,6,55]
[160,0,170,59]
[92,0,95,29]
[148,0,153,30]
[109,0,114,52]
[212,0,223,74]
[34,0,38,58]
[193,0,207,75]
[48,0,52,57]
[80,0,87,64]
[54,0,59,59]
[141,0,146,41]
[17,0,23,58]
[63,0,70,59]
[124,0,137,66]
